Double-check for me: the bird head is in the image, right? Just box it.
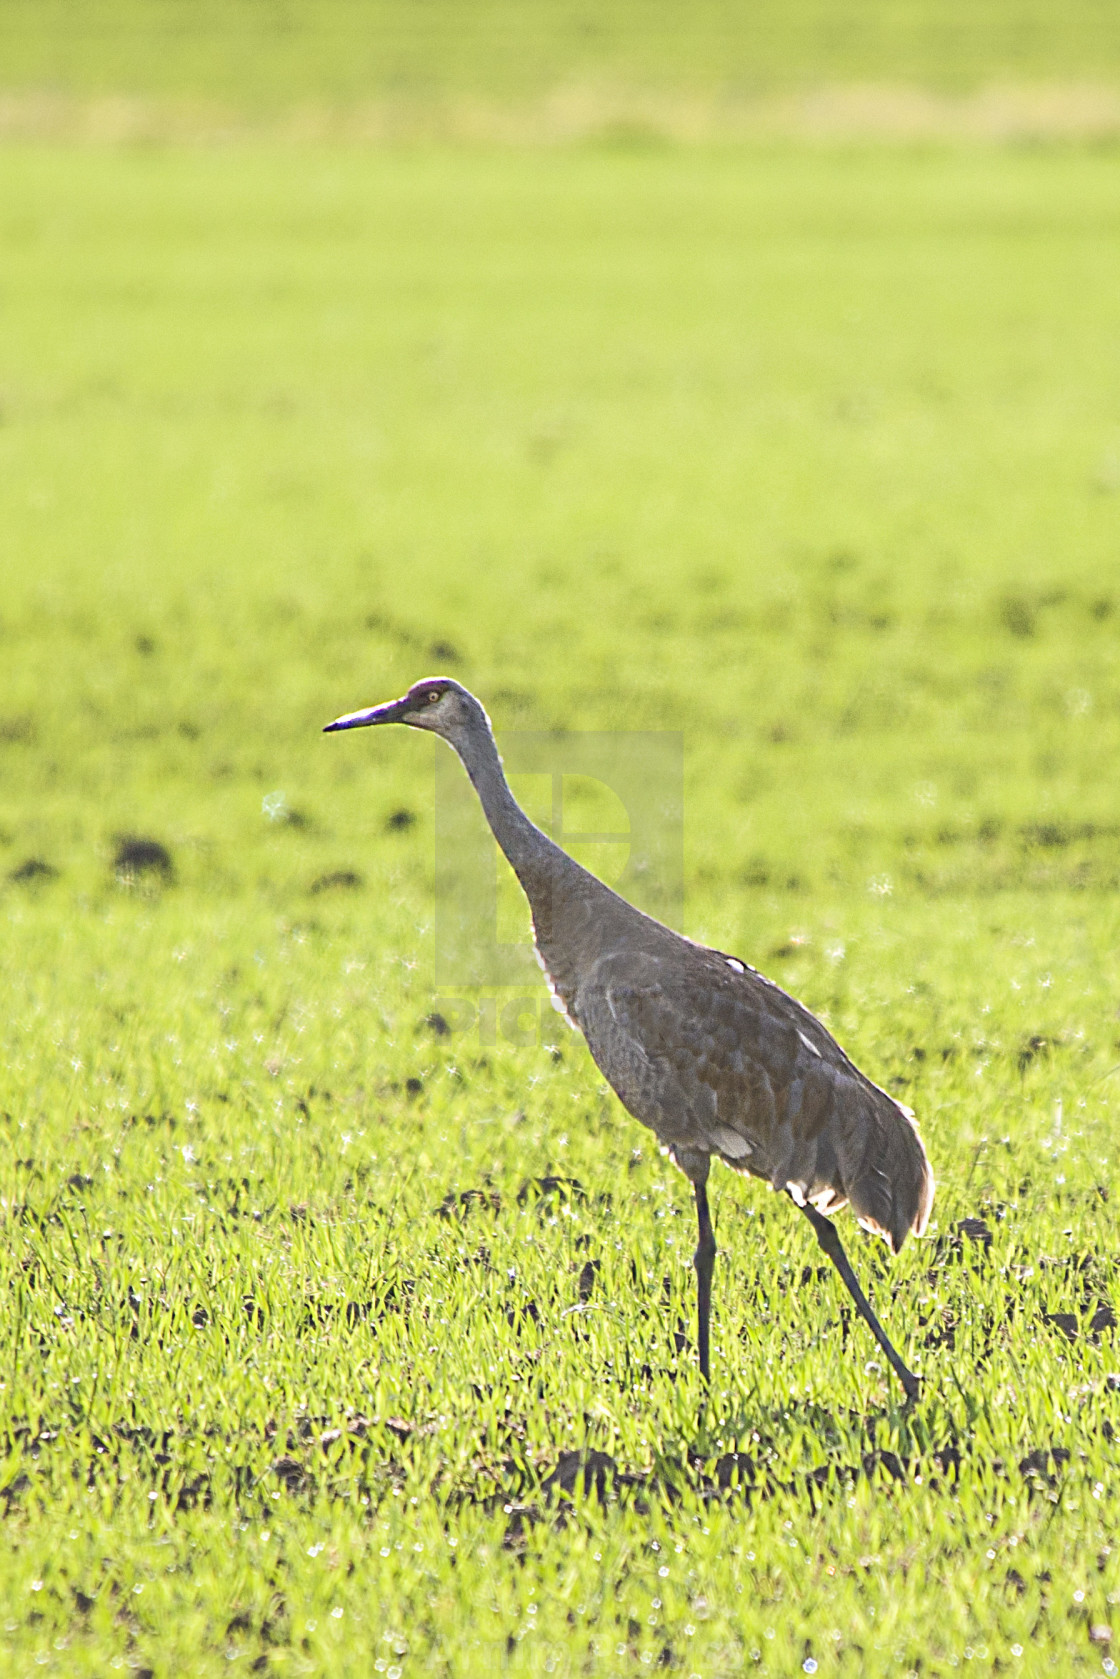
[324,677,479,744]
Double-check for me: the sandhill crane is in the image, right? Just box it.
[325,678,934,1400]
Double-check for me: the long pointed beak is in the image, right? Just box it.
[323,696,411,733]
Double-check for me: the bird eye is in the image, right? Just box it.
[426,689,441,704]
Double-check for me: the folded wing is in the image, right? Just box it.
[576,945,933,1254]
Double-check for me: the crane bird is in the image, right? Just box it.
[325,677,934,1400]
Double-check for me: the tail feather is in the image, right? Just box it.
[843,1089,935,1255]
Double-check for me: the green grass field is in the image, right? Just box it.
[2,115,1120,1679]
[4,0,1120,106]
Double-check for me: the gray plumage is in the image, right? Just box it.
[326,676,935,1399]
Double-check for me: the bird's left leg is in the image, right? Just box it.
[797,1200,920,1402]
[693,1179,717,1383]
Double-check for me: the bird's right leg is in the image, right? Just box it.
[693,1177,716,1384]
[798,1201,920,1403]
[672,1150,716,1384]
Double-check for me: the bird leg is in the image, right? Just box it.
[798,1201,920,1403]
[693,1180,716,1383]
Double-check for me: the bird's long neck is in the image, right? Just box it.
[449,707,653,1014]
[451,715,561,889]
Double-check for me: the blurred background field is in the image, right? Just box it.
[2,4,1120,1676]
[5,0,1120,98]
[2,0,1120,139]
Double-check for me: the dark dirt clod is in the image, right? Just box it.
[425,1012,451,1036]
[543,1449,620,1502]
[955,1217,994,1250]
[405,1076,423,1097]
[1000,595,1036,637]
[1090,1303,1117,1337]
[577,1260,600,1303]
[113,836,174,883]
[428,640,462,663]
[1018,1447,1070,1481]
[175,1474,212,1512]
[434,1187,502,1219]
[710,1452,756,1491]
[272,1456,312,1493]
[516,1175,587,1208]
[309,870,363,893]
[9,857,57,883]
[929,1218,993,1268]
[1043,1311,1080,1342]
[386,808,416,831]
[921,1306,958,1350]
[505,1298,541,1330]
[1018,1034,1053,1071]
[862,1449,906,1483]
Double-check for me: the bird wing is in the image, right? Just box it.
[577,943,932,1252]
